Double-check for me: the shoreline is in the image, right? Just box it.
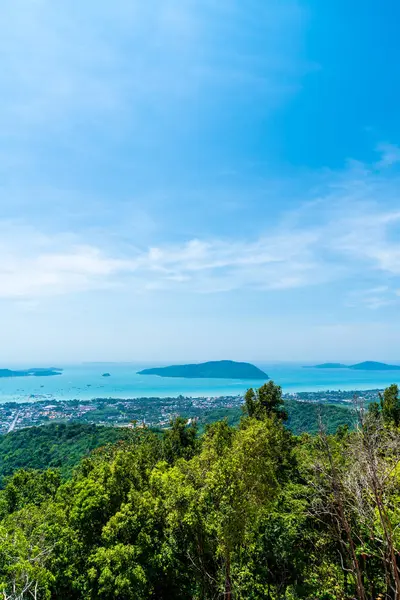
[0,387,385,407]
[0,382,391,405]
[0,363,399,404]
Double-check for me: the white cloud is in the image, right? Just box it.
[0,226,324,299]
[134,233,327,292]
[345,286,396,310]
[0,142,399,302]
[0,245,128,299]
[0,191,399,300]
[332,209,400,275]
[133,198,400,294]
[376,143,400,168]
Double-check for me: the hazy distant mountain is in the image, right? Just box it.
[349,361,400,371]
[0,368,62,378]
[307,361,400,371]
[138,360,268,380]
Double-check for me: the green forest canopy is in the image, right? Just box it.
[1,382,400,599]
[0,423,131,482]
[0,397,355,482]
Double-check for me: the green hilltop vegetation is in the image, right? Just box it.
[0,423,131,482]
[197,398,355,435]
[0,399,355,482]
[1,381,400,598]
[0,399,355,483]
[138,359,268,379]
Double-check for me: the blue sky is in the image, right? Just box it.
[1,0,400,363]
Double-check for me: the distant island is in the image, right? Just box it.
[350,361,400,371]
[306,361,400,371]
[0,368,63,378]
[138,360,269,380]
[306,363,348,369]
[102,373,111,377]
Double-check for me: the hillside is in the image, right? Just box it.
[0,422,130,483]
[198,398,355,435]
[0,382,398,598]
[0,399,354,482]
[138,360,268,379]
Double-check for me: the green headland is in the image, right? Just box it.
[138,360,268,379]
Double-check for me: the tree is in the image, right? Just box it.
[1,470,60,516]
[162,417,199,464]
[244,381,288,421]
[309,425,367,600]
[0,505,57,600]
[380,384,400,427]
[3,384,400,599]
[346,408,400,597]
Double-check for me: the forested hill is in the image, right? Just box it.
[0,382,399,598]
[138,360,268,379]
[198,398,355,435]
[0,423,131,482]
[0,399,354,482]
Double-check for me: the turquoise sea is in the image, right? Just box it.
[1,363,400,403]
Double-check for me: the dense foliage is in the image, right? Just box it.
[0,383,399,599]
[0,400,354,483]
[199,397,355,435]
[0,423,131,482]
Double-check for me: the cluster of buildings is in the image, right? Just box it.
[0,389,381,435]
[286,388,382,404]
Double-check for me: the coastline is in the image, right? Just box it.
[0,362,399,404]
[0,386,384,434]
[0,379,397,404]
[0,384,398,405]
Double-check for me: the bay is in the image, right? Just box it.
[0,362,399,403]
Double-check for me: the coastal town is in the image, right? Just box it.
[0,394,241,434]
[0,388,382,434]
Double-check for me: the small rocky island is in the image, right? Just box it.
[304,363,347,369]
[0,368,63,378]
[138,360,268,380]
[307,361,400,371]
[102,373,111,377]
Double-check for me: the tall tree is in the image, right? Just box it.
[244,381,288,421]
[380,384,400,427]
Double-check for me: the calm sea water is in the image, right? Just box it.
[1,363,399,404]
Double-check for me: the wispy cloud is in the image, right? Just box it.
[133,233,327,293]
[0,0,306,138]
[376,143,400,168]
[0,225,129,299]
[1,157,399,301]
[332,209,400,275]
[0,2,399,314]
[129,193,400,295]
[346,286,396,310]
[0,0,310,241]
[0,226,324,298]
